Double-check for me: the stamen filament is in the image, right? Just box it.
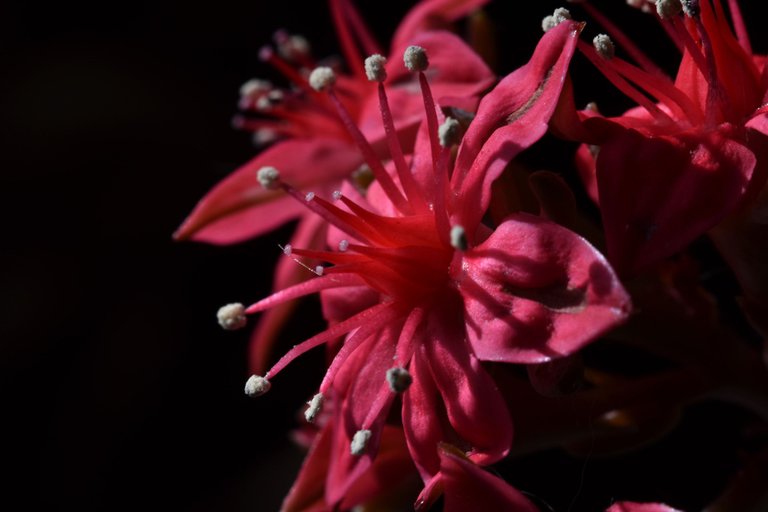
[326,89,411,213]
[246,274,365,314]
[340,0,382,56]
[726,0,752,54]
[260,47,317,96]
[329,0,365,79]
[418,72,442,168]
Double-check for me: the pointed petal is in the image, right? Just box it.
[174,138,362,244]
[597,128,755,276]
[423,305,513,466]
[439,449,538,512]
[459,213,630,363]
[280,421,334,512]
[451,20,583,235]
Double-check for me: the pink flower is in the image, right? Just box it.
[175,0,495,374]
[553,0,768,276]
[237,20,630,507]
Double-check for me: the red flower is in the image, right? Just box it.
[553,0,768,276]
[175,0,495,374]
[236,21,630,507]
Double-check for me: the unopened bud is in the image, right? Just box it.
[217,303,246,330]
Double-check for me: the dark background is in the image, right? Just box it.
[3,1,767,510]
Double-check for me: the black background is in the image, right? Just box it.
[3,1,767,510]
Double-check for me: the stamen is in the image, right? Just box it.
[350,429,372,456]
[239,78,272,98]
[314,265,324,276]
[256,166,281,190]
[593,34,616,60]
[332,190,342,201]
[217,303,247,330]
[681,0,699,17]
[304,392,324,423]
[542,8,572,33]
[438,117,462,147]
[386,367,413,393]
[305,192,315,202]
[281,244,292,255]
[656,0,683,19]
[339,239,350,252]
[403,46,429,72]
[244,375,271,397]
[364,54,387,82]
[450,225,468,251]
[274,31,311,63]
[252,128,278,147]
[308,66,336,91]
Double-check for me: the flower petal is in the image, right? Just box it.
[451,20,582,236]
[391,0,490,51]
[458,213,630,363]
[174,138,362,244]
[606,502,683,512]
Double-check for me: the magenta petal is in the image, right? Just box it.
[280,421,333,512]
[451,20,582,235]
[597,128,756,276]
[439,449,538,512]
[174,138,362,244]
[459,213,630,363]
[423,306,513,466]
[391,0,490,51]
[606,502,683,512]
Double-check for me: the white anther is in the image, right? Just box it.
[542,8,571,32]
[239,78,272,98]
[450,225,468,251]
[438,117,462,147]
[282,244,293,255]
[386,367,413,393]
[681,0,699,16]
[338,239,349,252]
[257,166,281,190]
[277,33,311,61]
[244,375,271,397]
[403,46,429,72]
[253,128,278,147]
[309,66,336,91]
[593,34,615,60]
[217,303,247,330]
[256,96,273,111]
[364,54,388,82]
[267,90,284,102]
[304,393,324,423]
[350,429,372,456]
[656,0,682,19]
[305,191,315,202]
[314,265,324,276]
[332,190,342,201]
[626,0,645,7]
[585,102,599,113]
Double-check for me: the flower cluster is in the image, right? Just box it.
[179,1,768,510]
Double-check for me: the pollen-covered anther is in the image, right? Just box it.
[275,32,311,61]
[314,265,324,276]
[282,244,293,256]
[450,225,468,252]
[308,66,336,91]
[239,78,272,98]
[304,393,324,423]
[681,0,699,16]
[244,375,271,397]
[542,8,571,33]
[438,117,462,147]
[217,302,247,330]
[656,0,682,19]
[350,429,372,456]
[305,192,315,202]
[364,54,387,82]
[386,367,413,393]
[403,46,429,72]
[585,102,600,113]
[332,190,342,201]
[593,34,615,60]
[256,166,281,190]
[338,239,349,252]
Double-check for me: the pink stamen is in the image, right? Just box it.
[246,273,365,314]
[377,83,429,212]
[580,1,670,77]
[578,41,677,126]
[260,47,316,95]
[340,0,382,56]
[725,0,752,54]
[326,89,411,213]
[418,72,442,168]
[329,0,365,78]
